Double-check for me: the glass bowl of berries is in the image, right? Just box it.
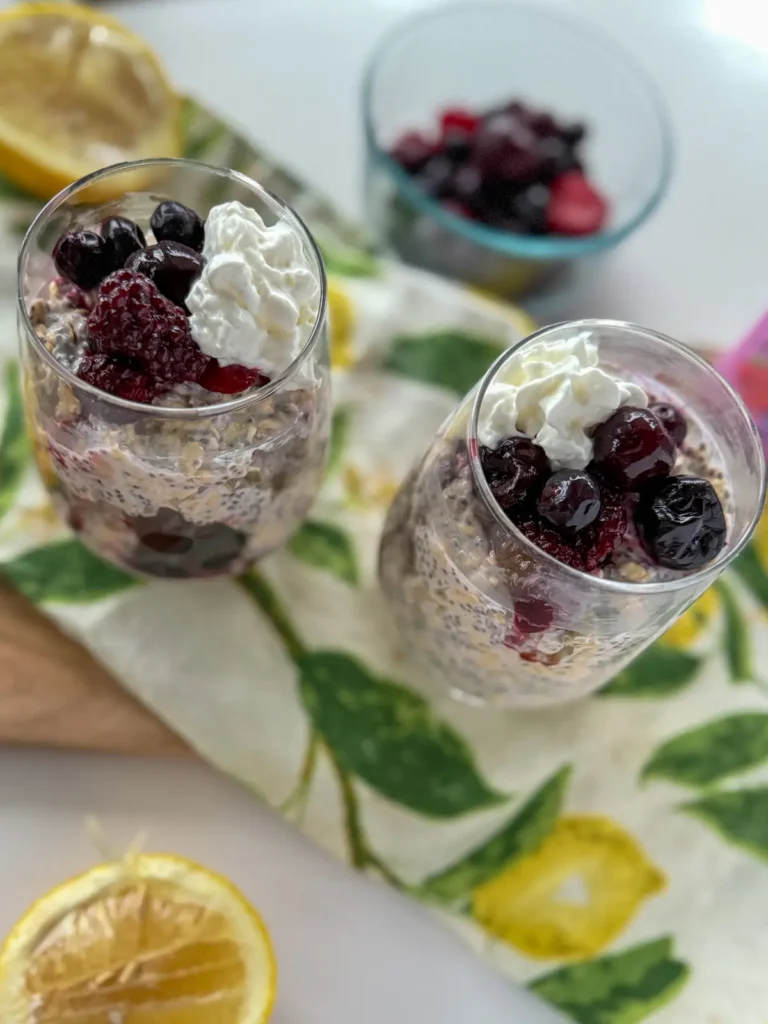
[363,3,673,298]
[18,158,330,579]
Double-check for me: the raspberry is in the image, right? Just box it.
[513,480,627,572]
[199,360,269,394]
[78,354,158,403]
[87,270,208,384]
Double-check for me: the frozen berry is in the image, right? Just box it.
[513,480,626,572]
[650,403,687,446]
[126,240,204,310]
[538,470,601,531]
[636,476,726,570]
[53,230,110,289]
[55,278,92,311]
[480,436,550,509]
[390,131,436,173]
[440,108,480,137]
[508,183,550,234]
[416,155,455,199]
[150,201,205,251]
[546,170,608,235]
[101,217,145,271]
[199,360,269,394]
[87,269,209,384]
[593,406,676,489]
[513,598,553,634]
[78,353,158,403]
[473,111,542,183]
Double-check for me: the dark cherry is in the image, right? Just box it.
[101,216,145,271]
[480,436,550,509]
[125,240,204,310]
[537,469,601,532]
[391,131,436,173]
[150,200,205,251]
[635,476,726,570]
[513,598,554,634]
[650,403,687,446]
[53,230,110,289]
[592,406,676,489]
[472,111,542,183]
[131,507,247,577]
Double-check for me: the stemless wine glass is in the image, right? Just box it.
[18,159,330,579]
[379,320,765,707]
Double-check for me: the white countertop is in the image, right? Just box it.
[2,0,767,1021]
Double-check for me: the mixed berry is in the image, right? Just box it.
[480,403,727,573]
[390,100,608,237]
[50,200,268,402]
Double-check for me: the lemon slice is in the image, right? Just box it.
[0,853,277,1023]
[0,2,180,200]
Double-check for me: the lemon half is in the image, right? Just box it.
[0,2,180,200]
[0,853,277,1023]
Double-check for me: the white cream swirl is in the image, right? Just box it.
[478,332,647,470]
[187,201,320,374]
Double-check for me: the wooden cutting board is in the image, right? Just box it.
[0,580,191,756]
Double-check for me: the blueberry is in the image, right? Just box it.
[125,240,204,310]
[508,183,550,235]
[537,469,601,531]
[650,403,687,446]
[416,155,455,199]
[101,217,146,271]
[635,475,727,569]
[538,136,581,181]
[480,436,550,509]
[150,201,205,251]
[53,230,110,289]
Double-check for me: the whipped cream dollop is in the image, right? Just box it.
[187,201,320,375]
[478,332,648,470]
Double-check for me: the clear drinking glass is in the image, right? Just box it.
[379,320,765,707]
[18,159,331,579]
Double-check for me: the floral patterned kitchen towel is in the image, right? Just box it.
[1,99,767,1024]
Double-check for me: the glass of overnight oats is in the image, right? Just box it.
[379,321,766,707]
[18,159,330,579]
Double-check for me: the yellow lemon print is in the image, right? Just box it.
[343,464,399,511]
[752,504,768,574]
[472,815,665,961]
[660,586,719,650]
[328,281,355,370]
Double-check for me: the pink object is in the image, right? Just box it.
[718,313,768,456]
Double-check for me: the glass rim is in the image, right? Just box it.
[362,0,674,261]
[468,318,767,595]
[17,157,328,419]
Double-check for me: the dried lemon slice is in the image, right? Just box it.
[0,853,277,1023]
[0,2,180,200]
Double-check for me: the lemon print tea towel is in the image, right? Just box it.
[0,97,767,1024]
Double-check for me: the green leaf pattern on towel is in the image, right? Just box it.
[529,937,690,1024]
[384,329,504,395]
